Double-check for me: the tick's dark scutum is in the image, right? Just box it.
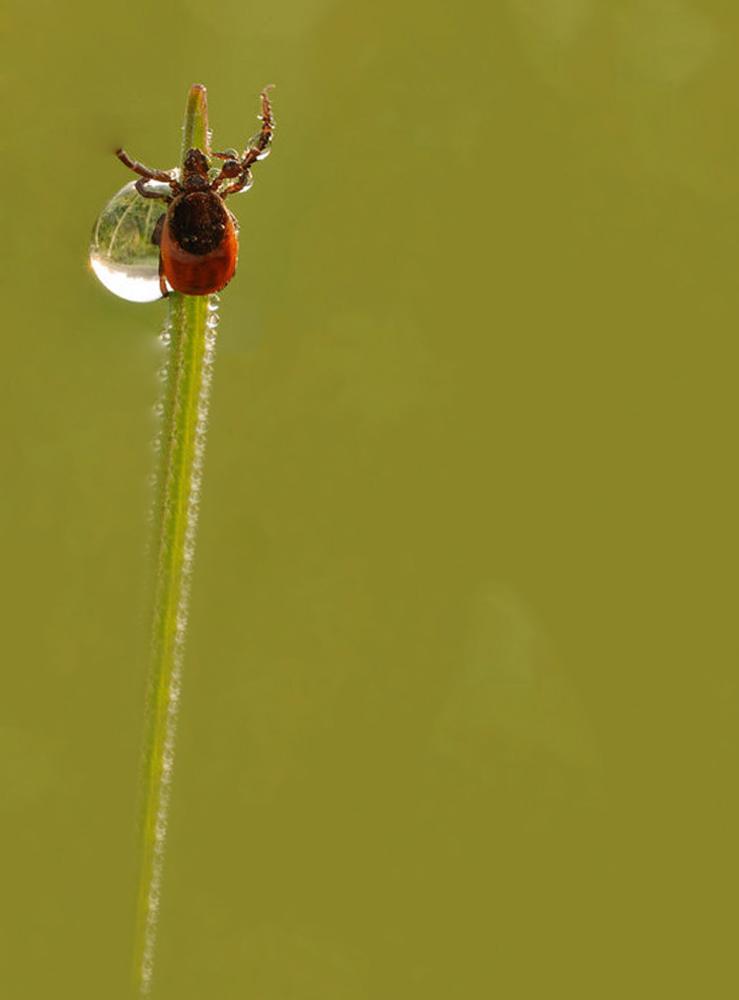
[170,191,228,255]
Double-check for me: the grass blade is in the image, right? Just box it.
[133,83,217,998]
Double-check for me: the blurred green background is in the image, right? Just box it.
[2,0,737,997]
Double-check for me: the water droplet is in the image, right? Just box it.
[89,180,173,303]
[159,328,171,346]
[231,173,255,195]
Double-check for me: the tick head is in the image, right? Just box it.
[182,148,211,189]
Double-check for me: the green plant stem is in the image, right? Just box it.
[133,84,217,998]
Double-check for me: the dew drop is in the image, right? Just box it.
[230,173,255,195]
[89,180,173,303]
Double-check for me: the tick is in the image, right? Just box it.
[115,87,275,297]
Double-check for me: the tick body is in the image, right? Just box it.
[115,87,274,297]
[161,189,239,295]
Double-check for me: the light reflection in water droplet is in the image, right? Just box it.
[89,255,162,303]
[89,179,173,303]
[231,173,254,195]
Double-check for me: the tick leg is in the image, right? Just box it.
[116,148,177,186]
[151,213,166,246]
[210,158,242,191]
[158,253,169,299]
[135,178,172,202]
[241,86,275,170]
[219,88,275,198]
[150,215,169,297]
[220,166,253,198]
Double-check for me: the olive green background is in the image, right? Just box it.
[2,0,737,997]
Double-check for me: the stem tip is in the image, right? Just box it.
[182,84,210,160]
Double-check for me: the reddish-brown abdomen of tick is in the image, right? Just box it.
[161,191,239,295]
